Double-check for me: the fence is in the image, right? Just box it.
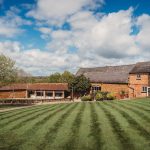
[0,98,71,105]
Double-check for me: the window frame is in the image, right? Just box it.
[45,91,53,97]
[92,86,101,92]
[136,74,141,80]
[142,86,147,93]
[36,91,44,97]
[55,91,63,97]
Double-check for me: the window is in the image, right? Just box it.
[142,87,147,93]
[36,91,43,96]
[28,90,34,98]
[46,91,53,97]
[92,86,101,92]
[55,91,63,97]
[136,74,141,80]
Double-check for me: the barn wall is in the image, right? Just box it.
[92,83,129,99]
[0,90,26,98]
[129,73,150,98]
[129,73,149,85]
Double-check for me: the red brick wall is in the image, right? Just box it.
[129,74,149,85]
[0,90,26,98]
[129,73,149,98]
[92,83,129,99]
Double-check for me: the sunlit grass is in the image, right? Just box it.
[0,98,150,150]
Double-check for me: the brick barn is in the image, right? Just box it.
[0,83,69,100]
[76,61,150,99]
[129,62,150,98]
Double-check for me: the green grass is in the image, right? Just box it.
[0,105,23,110]
[0,99,150,150]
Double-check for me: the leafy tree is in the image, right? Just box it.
[0,55,17,85]
[47,71,74,84]
[47,72,61,83]
[70,74,91,96]
[16,76,36,83]
[60,71,74,84]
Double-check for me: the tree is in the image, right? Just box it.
[16,69,35,83]
[0,55,17,85]
[60,71,74,84]
[47,71,74,84]
[70,75,91,96]
[47,72,61,83]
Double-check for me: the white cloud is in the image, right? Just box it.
[27,0,104,25]
[0,7,32,37]
[1,5,150,75]
[0,41,80,75]
[136,14,150,51]
[38,8,149,71]
[46,8,141,59]
[37,27,52,39]
[38,27,52,34]
[0,41,22,53]
[86,8,140,58]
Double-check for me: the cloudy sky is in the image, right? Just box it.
[0,0,150,75]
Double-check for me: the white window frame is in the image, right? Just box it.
[147,87,150,97]
[45,91,53,97]
[36,91,44,97]
[55,91,63,98]
[92,86,101,92]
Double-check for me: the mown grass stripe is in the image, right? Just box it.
[0,105,52,127]
[23,104,69,134]
[0,106,37,117]
[0,101,149,150]
[9,104,70,150]
[95,102,121,150]
[104,102,150,141]
[122,101,150,113]
[135,101,150,107]
[62,102,86,150]
[112,102,150,123]
[99,102,135,150]
[37,103,78,150]
[0,105,49,120]
[0,104,45,116]
[89,102,103,150]
[10,104,58,130]
[75,103,93,150]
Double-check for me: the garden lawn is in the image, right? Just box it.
[0,105,22,110]
[0,98,150,150]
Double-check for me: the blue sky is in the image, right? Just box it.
[0,0,150,75]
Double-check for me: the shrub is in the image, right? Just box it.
[95,92,103,101]
[95,91,108,101]
[95,91,115,101]
[81,95,92,101]
[119,90,127,99]
[107,92,116,100]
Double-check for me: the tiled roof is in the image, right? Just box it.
[0,83,68,91]
[76,64,135,83]
[130,61,150,74]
